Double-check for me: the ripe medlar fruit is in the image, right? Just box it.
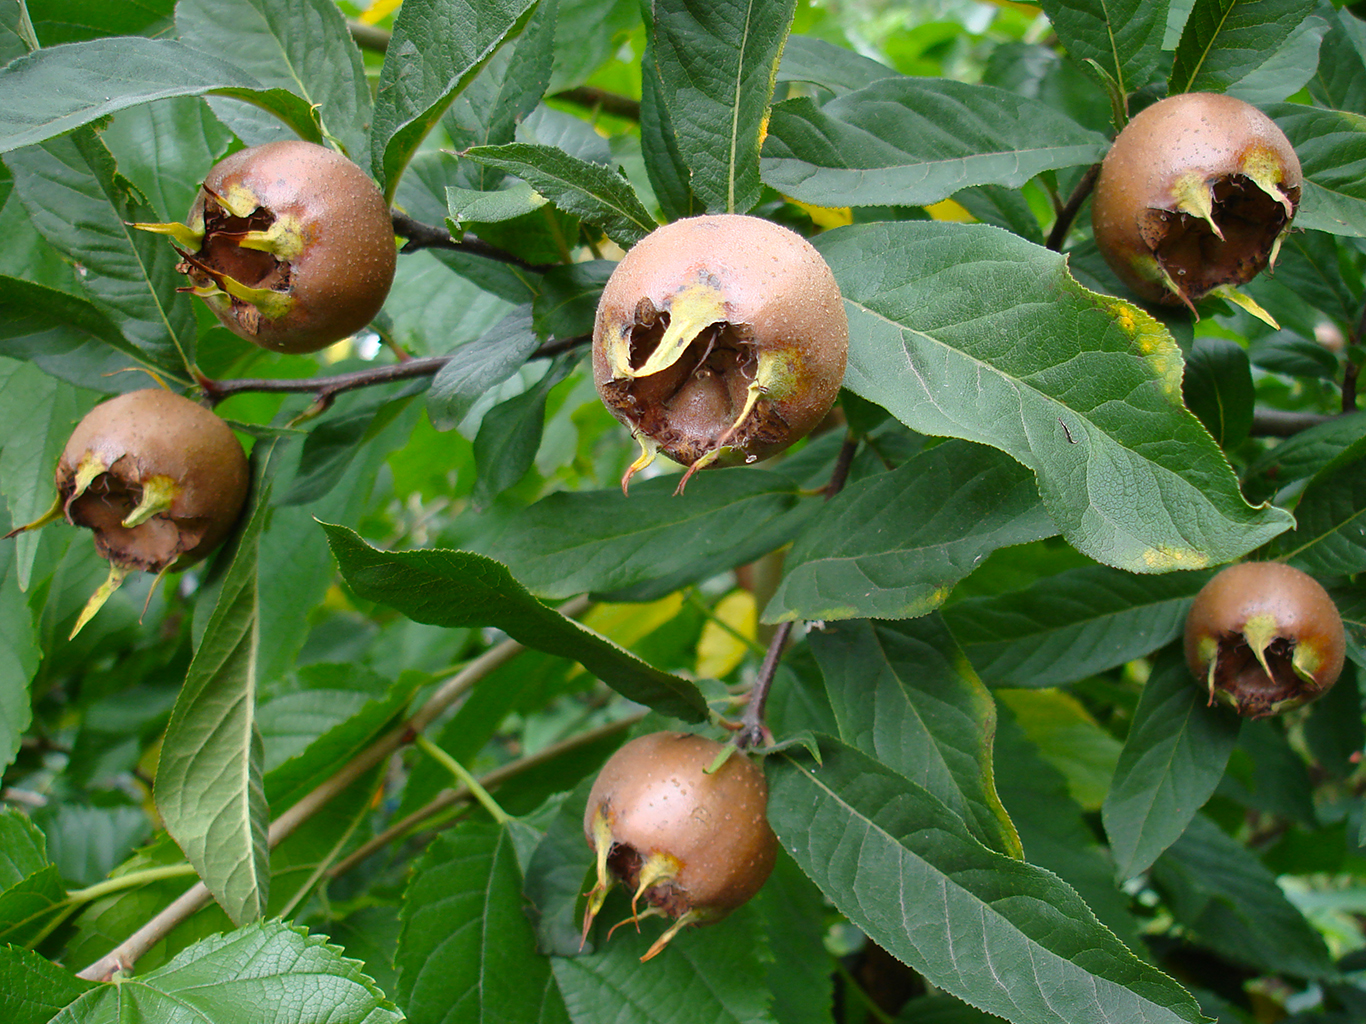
[8,388,250,636]
[593,214,848,494]
[140,140,396,354]
[1184,561,1344,718]
[1091,92,1301,314]
[582,731,778,960]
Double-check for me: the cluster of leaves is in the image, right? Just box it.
[0,0,1365,1022]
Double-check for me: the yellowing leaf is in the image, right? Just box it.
[997,688,1122,811]
[696,590,757,679]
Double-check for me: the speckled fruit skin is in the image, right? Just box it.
[592,215,847,480]
[584,731,778,922]
[184,140,396,354]
[1184,561,1345,718]
[57,389,250,572]
[1091,92,1301,307]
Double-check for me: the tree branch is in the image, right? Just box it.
[391,211,550,271]
[1046,163,1101,252]
[76,597,590,983]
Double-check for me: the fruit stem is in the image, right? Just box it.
[1045,163,1100,252]
[736,431,859,750]
[413,733,510,825]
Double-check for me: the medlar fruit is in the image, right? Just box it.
[140,140,396,354]
[1091,92,1301,314]
[8,388,250,636]
[1184,561,1345,718]
[593,214,848,494]
[582,731,778,960]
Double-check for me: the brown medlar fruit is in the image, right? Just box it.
[8,388,250,636]
[1091,92,1301,315]
[582,731,778,960]
[140,140,396,354]
[1184,561,1345,718]
[592,214,848,494]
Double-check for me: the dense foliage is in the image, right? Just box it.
[1,0,1365,1022]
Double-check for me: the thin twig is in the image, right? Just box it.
[1251,409,1336,437]
[76,598,591,982]
[391,211,551,271]
[735,433,860,750]
[1046,163,1101,252]
[552,86,642,122]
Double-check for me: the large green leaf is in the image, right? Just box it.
[323,524,709,722]
[53,922,403,1024]
[816,221,1293,572]
[472,355,573,506]
[765,440,1055,624]
[1273,103,1366,237]
[943,565,1208,689]
[1169,0,1317,95]
[369,0,539,197]
[1101,646,1240,881]
[483,467,813,603]
[176,0,372,171]
[5,132,196,379]
[1040,0,1171,97]
[768,739,1206,1024]
[1276,454,1366,576]
[463,143,657,248]
[0,945,95,1024]
[650,0,796,214]
[1152,815,1335,979]
[398,822,567,1024]
[1181,337,1253,450]
[1308,7,1366,114]
[0,37,320,153]
[808,615,1021,858]
[156,487,270,928]
[425,308,541,430]
[762,79,1108,209]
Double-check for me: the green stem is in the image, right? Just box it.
[415,734,510,825]
[66,864,198,905]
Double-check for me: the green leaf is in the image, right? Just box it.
[943,565,1208,689]
[1225,11,1329,105]
[1169,0,1317,96]
[762,80,1109,209]
[483,467,811,602]
[0,810,50,886]
[0,867,66,947]
[176,0,372,171]
[426,307,540,431]
[5,132,196,379]
[53,921,404,1024]
[398,822,567,1024]
[554,900,774,1024]
[463,143,658,248]
[639,35,702,222]
[766,440,1055,624]
[323,523,709,722]
[1277,454,1366,577]
[1272,102,1366,237]
[1180,337,1254,450]
[531,262,612,340]
[1308,7,1366,113]
[808,615,1022,858]
[1039,0,1171,97]
[370,0,540,197]
[817,221,1293,572]
[777,35,898,95]
[0,945,95,1024]
[155,486,270,928]
[0,531,40,774]
[993,709,1144,955]
[1102,646,1241,881]
[768,739,1207,1024]
[1152,815,1335,979]
[472,356,572,507]
[0,37,288,153]
[35,804,153,889]
[650,0,796,214]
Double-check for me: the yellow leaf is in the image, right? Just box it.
[696,590,756,679]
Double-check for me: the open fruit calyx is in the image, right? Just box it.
[593,214,848,494]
